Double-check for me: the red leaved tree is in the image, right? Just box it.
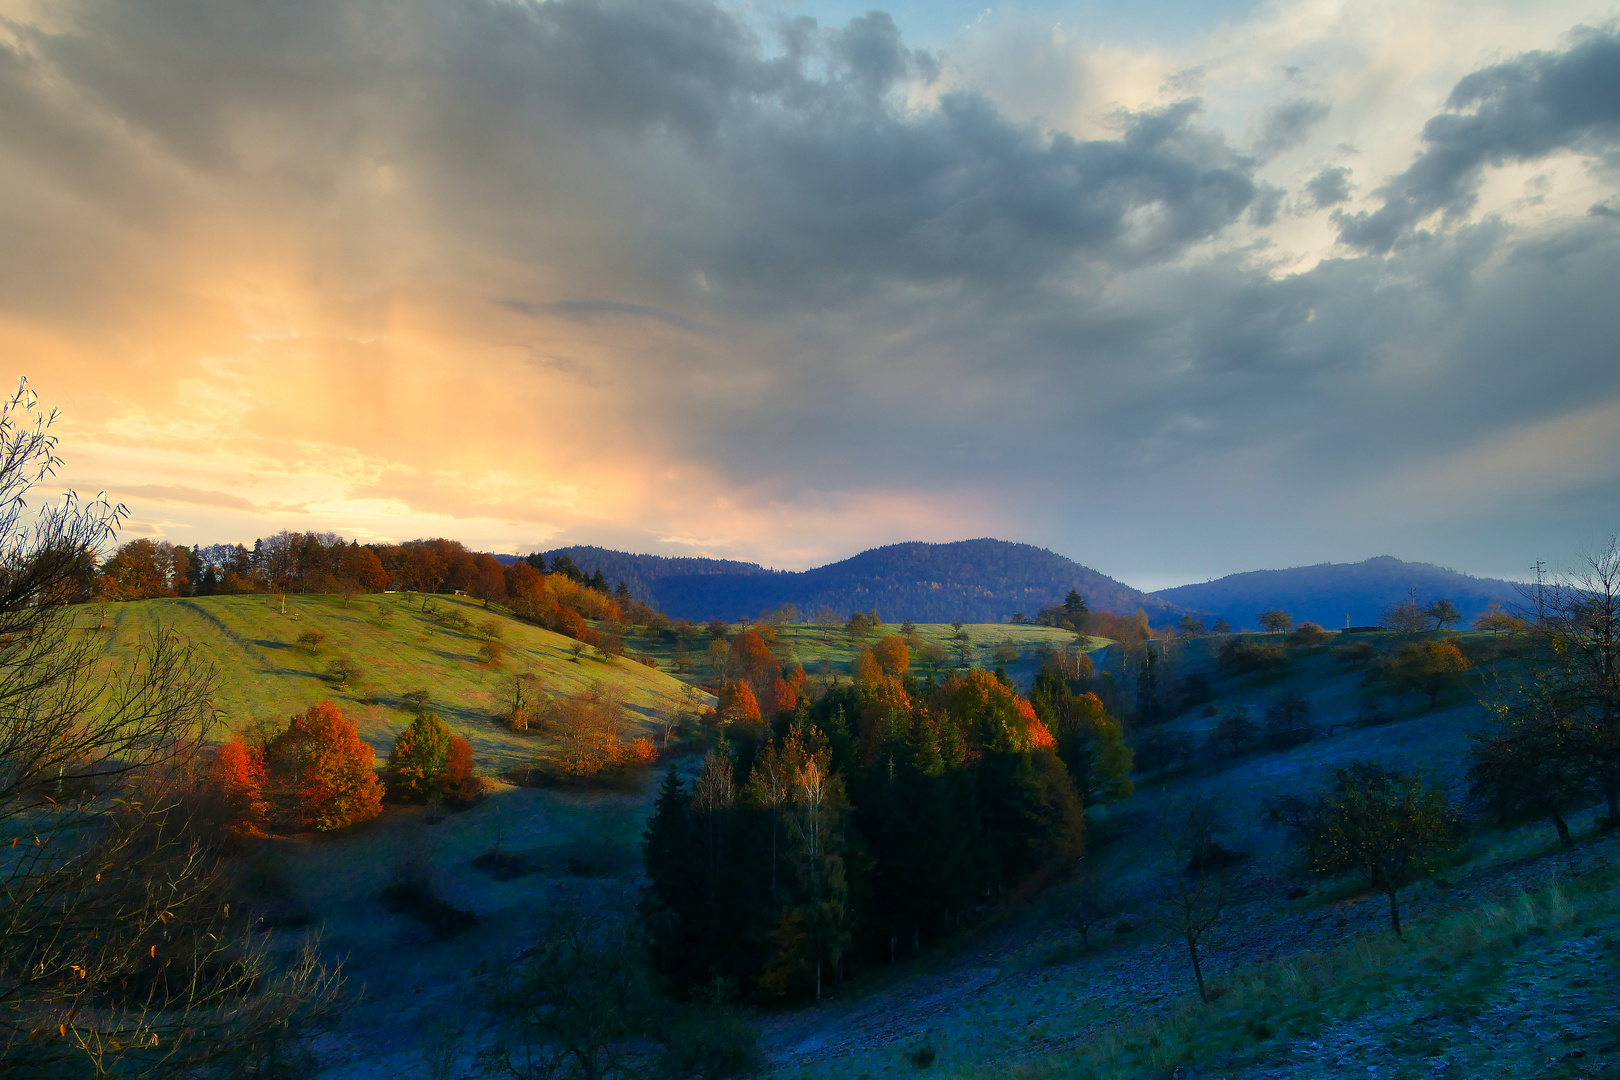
[208,736,271,838]
[268,700,383,832]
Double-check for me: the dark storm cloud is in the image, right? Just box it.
[1338,27,1620,252]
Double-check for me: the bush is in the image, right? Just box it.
[381,855,478,941]
[1286,622,1332,648]
[1217,638,1289,675]
[295,630,327,655]
[1263,694,1314,750]
[478,639,506,666]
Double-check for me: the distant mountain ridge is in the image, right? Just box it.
[527,539,1176,624]
[1152,555,1522,631]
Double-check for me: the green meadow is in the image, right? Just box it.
[83,592,695,774]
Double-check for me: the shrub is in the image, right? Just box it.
[1216,637,1289,675]
[478,639,506,666]
[295,630,327,655]
[1287,622,1332,648]
[381,853,478,941]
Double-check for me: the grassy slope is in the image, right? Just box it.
[87,592,698,772]
[764,631,1620,1080]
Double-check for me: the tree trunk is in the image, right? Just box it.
[1385,887,1403,938]
[1187,937,1207,1002]
[1552,811,1572,846]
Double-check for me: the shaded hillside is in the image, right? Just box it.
[1153,555,1521,630]
[536,539,1176,623]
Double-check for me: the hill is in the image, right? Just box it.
[85,592,697,773]
[1152,555,1522,630]
[534,539,1178,624]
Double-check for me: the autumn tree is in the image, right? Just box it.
[1474,604,1527,636]
[1500,542,1620,820]
[717,680,763,727]
[1294,763,1460,937]
[1287,621,1332,648]
[1387,639,1470,707]
[267,700,384,831]
[1030,669,1132,805]
[210,736,271,838]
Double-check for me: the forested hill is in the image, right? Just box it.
[525,539,1176,624]
[1152,555,1522,630]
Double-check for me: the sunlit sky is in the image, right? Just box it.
[7,0,1620,589]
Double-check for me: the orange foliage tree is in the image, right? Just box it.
[945,669,1055,752]
[870,635,910,678]
[718,680,763,726]
[208,736,270,838]
[267,700,384,832]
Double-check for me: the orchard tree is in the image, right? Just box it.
[1297,764,1459,937]
[1426,598,1461,631]
[1388,639,1471,707]
[1381,598,1429,636]
[1257,610,1294,634]
[1150,796,1235,1002]
[1470,685,1589,845]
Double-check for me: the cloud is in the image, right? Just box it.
[108,484,257,511]
[1304,165,1354,207]
[1251,97,1331,156]
[2,0,1618,584]
[1336,27,1620,252]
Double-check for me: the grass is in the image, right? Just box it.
[1020,868,1620,1080]
[79,592,698,773]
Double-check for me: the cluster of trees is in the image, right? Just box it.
[211,700,487,837]
[85,530,675,649]
[641,635,1131,1002]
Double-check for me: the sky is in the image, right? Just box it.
[5,0,1620,590]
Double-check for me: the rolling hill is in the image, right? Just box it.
[83,592,697,773]
[532,539,1179,623]
[1152,555,1522,630]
